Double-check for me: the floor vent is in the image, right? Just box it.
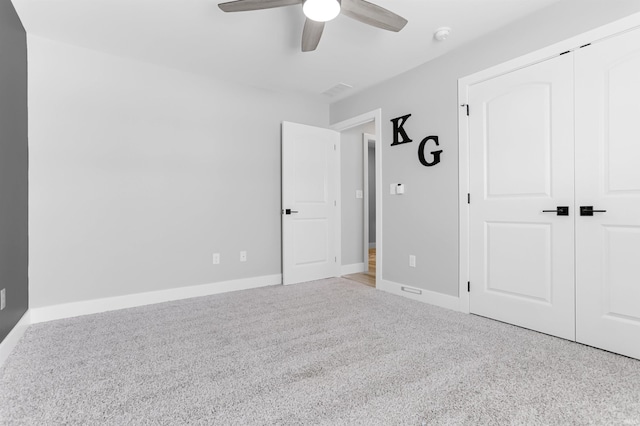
[322,83,353,98]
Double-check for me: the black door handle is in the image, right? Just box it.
[284,209,299,215]
[542,206,569,216]
[580,206,606,216]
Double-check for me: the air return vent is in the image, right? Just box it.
[322,83,353,97]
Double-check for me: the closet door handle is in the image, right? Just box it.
[580,206,606,216]
[542,206,569,216]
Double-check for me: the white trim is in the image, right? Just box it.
[334,133,342,278]
[331,109,383,290]
[0,311,31,368]
[458,81,470,314]
[341,263,366,275]
[378,279,460,312]
[331,110,378,131]
[457,12,640,316]
[30,274,282,324]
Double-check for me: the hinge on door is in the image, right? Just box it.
[467,193,470,204]
[559,50,571,56]
[461,104,469,116]
[468,281,470,292]
[580,43,591,49]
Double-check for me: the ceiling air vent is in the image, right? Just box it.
[322,83,353,98]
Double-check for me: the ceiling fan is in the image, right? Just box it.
[217,0,408,52]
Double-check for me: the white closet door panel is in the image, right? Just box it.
[575,28,640,360]
[469,54,575,340]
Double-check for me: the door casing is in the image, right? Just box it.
[331,110,383,288]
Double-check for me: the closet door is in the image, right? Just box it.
[468,54,576,340]
[575,29,640,360]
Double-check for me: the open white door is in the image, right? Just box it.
[468,54,576,340]
[575,29,640,360]
[282,122,340,285]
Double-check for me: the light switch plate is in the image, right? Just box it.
[356,190,363,199]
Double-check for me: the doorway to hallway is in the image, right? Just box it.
[343,131,377,288]
[343,248,376,287]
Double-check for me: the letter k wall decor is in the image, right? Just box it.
[390,113,442,167]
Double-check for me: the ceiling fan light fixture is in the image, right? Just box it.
[303,0,341,22]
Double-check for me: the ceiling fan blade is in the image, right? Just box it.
[301,18,325,52]
[340,0,407,32]
[218,0,301,13]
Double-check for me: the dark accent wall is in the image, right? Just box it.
[0,0,28,343]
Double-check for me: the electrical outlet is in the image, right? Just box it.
[212,253,220,265]
[409,255,416,268]
[0,288,5,310]
[240,251,247,262]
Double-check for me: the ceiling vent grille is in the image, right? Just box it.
[322,83,353,97]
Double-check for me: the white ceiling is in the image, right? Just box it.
[13,0,563,102]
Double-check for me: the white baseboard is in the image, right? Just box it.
[378,279,461,312]
[341,263,365,275]
[0,311,31,368]
[30,274,282,324]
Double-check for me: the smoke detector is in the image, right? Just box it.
[434,27,451,41]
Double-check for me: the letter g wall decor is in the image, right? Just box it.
[390,114,442,167]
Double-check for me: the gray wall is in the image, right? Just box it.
[28,36,328,308]
[340,121,374,266]
[0,0,28,342]
[368,143,375,245]
[330,0,640,297]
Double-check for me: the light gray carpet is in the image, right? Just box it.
[1,278,639,425]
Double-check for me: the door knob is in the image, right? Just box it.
[542,206,569,216]
[284,209,299,215]
[580,206,606,216]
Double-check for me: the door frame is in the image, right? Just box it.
[331,109,383,288]
[457,14,640,314]
[362,133,376,272]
